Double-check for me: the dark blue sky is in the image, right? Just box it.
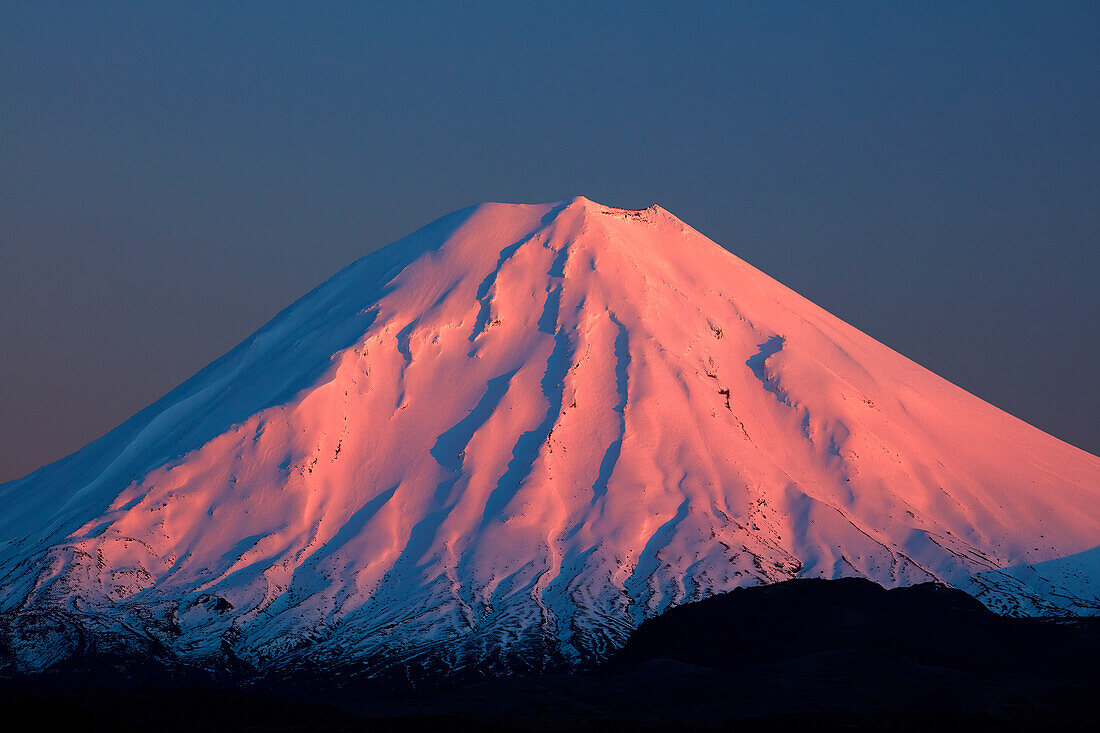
[2,2,1097,481]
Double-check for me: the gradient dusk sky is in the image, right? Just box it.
[1,1,1097,481]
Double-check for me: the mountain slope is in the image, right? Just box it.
[1,197,1098,678]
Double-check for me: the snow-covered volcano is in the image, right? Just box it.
[2,197,1098,677]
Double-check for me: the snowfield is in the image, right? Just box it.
[2,196,1098,678]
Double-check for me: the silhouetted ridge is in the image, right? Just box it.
[606,577,1098,681]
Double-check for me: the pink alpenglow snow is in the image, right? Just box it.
[1,197,1098,677]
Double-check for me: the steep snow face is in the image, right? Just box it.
[1,197,1098,675]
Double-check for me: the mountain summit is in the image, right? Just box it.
[2,197,1098,678]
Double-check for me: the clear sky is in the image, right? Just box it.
[1,1,1097,481]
